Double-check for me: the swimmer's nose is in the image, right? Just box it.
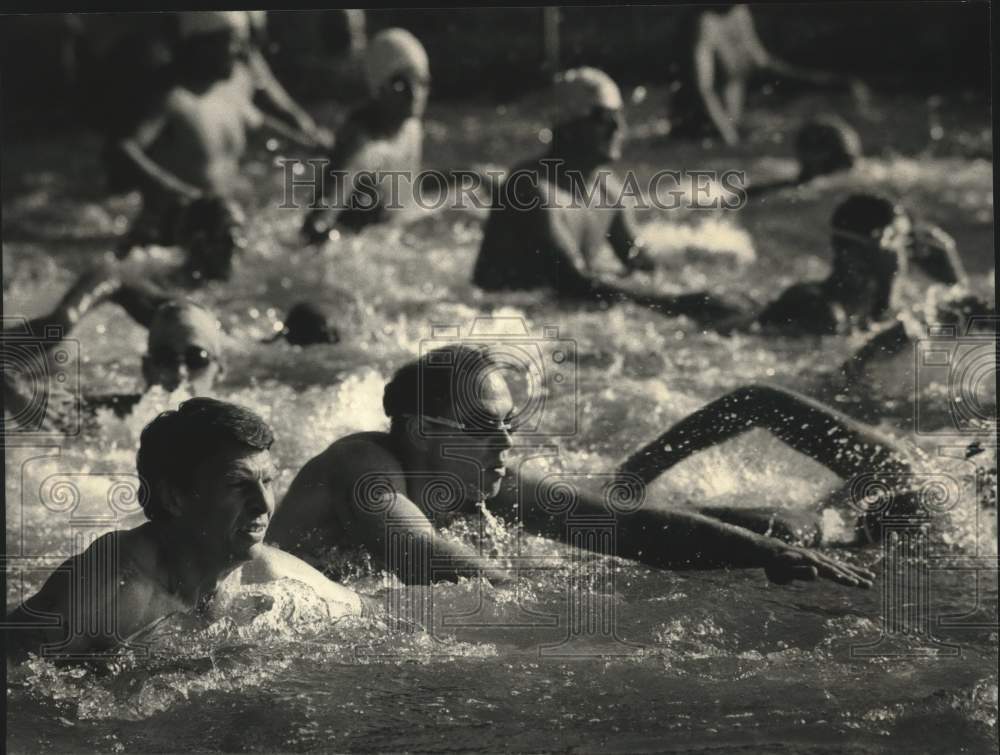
[245,480,273,518]
[493,427,514,453]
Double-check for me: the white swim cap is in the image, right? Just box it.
[148,300,224,358]
[551,67,623,126]
[365,28,430,93]
[178,11,250,41]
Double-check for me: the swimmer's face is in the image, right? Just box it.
[380,71,431,120]
[565,106,625,162]
[177,443,276,562]
[834,211,912,281]
[143,308,222,395]
[421,369,515,505]
[186,29,246,81]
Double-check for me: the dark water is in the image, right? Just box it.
[4,88,996,752]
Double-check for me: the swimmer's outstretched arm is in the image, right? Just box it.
[247,48,333,150]
[538,202,743,325]
[257,111,331,152]
[108,280,174,328]
[490,473,875,588]
[301,122,370,242]
[114,104,203,205]
[839,320,910,383]
[616,383,912,485]
[2,265,119,354]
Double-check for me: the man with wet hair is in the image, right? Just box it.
[303,28,430,240]
[472,67,740,326]
[6,398,363,661]
[268,344,878,589]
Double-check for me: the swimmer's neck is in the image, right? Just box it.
[544,142,608,179]
[393,438,481,518]
[367,99,417,135]
[178,69,230,96]
[149,521,246,608]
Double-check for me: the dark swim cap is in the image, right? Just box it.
[383,344,499,423]
[281,302,340,346]
[795,117,862,181]
[831,193,906,242]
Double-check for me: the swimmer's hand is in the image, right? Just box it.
[314,126,335,152]
[764,545,875,588]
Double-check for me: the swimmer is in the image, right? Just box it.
[724,193,964,336]
[263,302,341,346]
[91,297,225,417]
[268,344,878,589]
[2,270,226,431]
[669,5,867,145]
[5,398,364,661]
[113,12,319,277]
[744,116,863,200]
[472,67,741,326]
[303,28,429,240]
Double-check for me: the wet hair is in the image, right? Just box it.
[831,193,905,243]
[136,397,274,521]
[795,117,861,181]
[383,344,497,436]
[282,302,340,346]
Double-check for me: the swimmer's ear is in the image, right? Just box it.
[405,416,432,452]
[157,484,186,519]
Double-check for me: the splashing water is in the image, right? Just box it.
[4,91,996,752]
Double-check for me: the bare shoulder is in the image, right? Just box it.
[240,545,362,616]
[321,431,404,475]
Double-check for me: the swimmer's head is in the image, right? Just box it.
[366,29,430,120]
[550,67,625,162]
[278,302,341,346]
[795,117,862,181]
[831,193,911,280]
[384,344,515,505]
[143,301,224,396]
[137,398,275,560]
[176,11,250,82]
